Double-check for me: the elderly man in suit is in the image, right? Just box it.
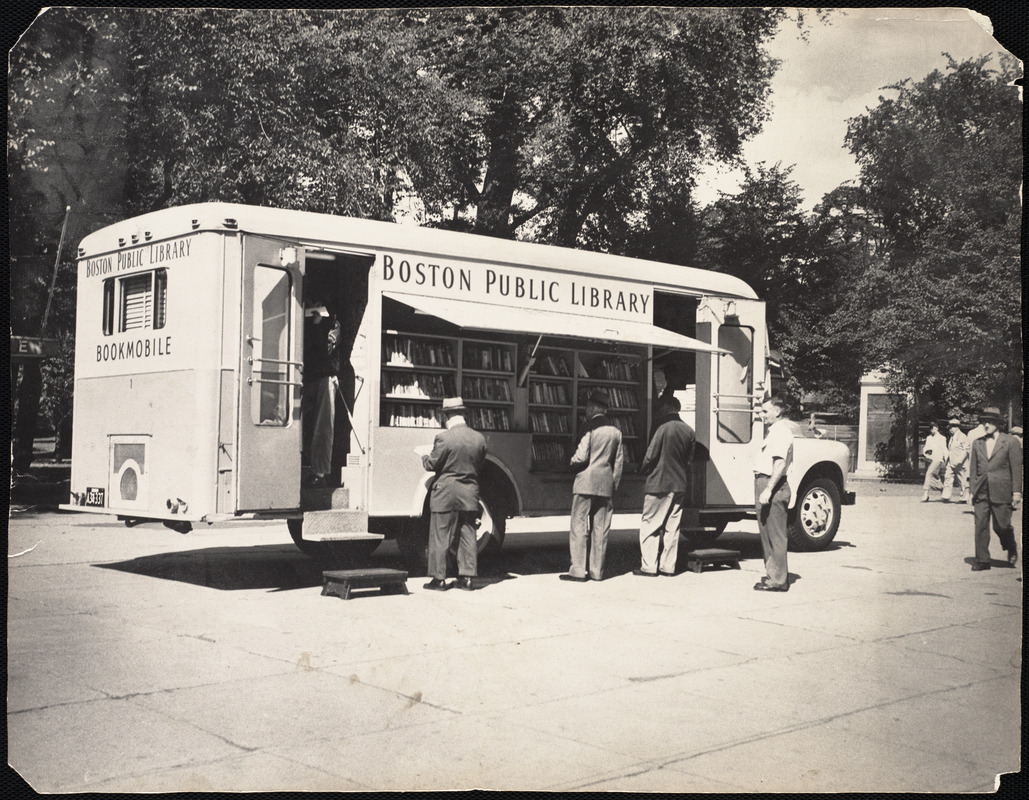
[969,406,1022,571]
[421,397,488,591]
[562,390,625,582]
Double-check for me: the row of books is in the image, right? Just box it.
[532,354,571,377]
[463,344,514,373]
[530,410,571,434]
[578,358,640,382]
[531,440,571,467]
[468,407,512,431]
[384,336,455,368]
[383,403,443,428]
[529,381,570,405]
[384,372,455,399]
[578,386,639,410]
[462,376,513,402]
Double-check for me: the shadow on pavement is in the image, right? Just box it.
[96,545,329,592]
[91,525,816,592]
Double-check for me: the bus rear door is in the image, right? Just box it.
[236,236,304,511]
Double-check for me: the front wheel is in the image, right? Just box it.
[787,477,841,551]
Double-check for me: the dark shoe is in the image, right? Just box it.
[632,568,659,577]
[559,574,588,582]
[304,474,327,488]
[454,576,474,591]
[970,563,991,571]
[753,581,788,592]
[659,571,676,577]
[423,578,450,591]
[1006,547,1018,566]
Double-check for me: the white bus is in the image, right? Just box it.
[61,202,855,566]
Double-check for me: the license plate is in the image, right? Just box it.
[84,487,105,507]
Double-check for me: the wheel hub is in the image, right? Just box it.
[801,488,834,537]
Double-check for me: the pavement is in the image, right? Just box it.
[6,479,1023,792]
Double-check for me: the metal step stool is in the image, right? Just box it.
[322,568,409,600]
[686,548,741,573]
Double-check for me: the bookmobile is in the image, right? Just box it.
[61,203,855,567]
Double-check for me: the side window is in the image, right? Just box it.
[105,269,168,334]
[251,266,292,426]
[716,324,754,444]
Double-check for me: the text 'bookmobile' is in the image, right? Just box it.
[61,203,855,565]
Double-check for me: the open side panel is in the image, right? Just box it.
[236,237,304,512]
[696,296,767,507]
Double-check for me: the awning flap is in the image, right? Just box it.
[385,292,727,354]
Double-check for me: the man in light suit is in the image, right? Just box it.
[562,390,625,582]
[969,406,1022,571]
[421,397,488,591]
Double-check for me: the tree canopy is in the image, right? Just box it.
[842,55,1022,418]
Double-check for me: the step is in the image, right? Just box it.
[301,509,379,542]
[300,485,350,511]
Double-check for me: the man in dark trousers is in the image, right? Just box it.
[562,390,625,582]
[969,406,1022,571]
[421,397,488,591]
[302,293,340,487]
[636,396,695,577]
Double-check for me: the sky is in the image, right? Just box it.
[694,7,1013,210]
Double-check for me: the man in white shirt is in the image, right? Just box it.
[941,418,971,503]
[753,396,794,592]
[921,421,948,502]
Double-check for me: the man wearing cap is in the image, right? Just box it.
[421,397,488,590]
[968,407,1022,571]
[941,418,971,503]
[562,390,625,582]
[635,396,695,577]
[302,292,340,487]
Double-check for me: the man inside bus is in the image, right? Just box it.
[302,290,340,488]
[421,397,488,591]
[753,395,794,592]
[636,395,695,577]
[562,390,625,582]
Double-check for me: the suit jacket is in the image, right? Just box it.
[969,432,1022,502]
[570,414,625,497]
[640,412,695,495]
[422,422,487,512]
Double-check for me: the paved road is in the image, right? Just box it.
[7,483,1022,792]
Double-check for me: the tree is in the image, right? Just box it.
[843,55,1023,422]
[415,7,810,250]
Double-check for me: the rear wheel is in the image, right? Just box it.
[682,521,726,549]
[287,519,380,566]
[396,493,506,574]
[787,477,841,551]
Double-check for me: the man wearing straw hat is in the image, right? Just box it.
[968,406,1022,571]
[941,417,971,503]
[421,397,487,590]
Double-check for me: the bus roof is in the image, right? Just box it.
[78,202,758,300]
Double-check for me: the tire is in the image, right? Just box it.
[287,518,380,566]
[397,492,506,574]
[787,477,841,551]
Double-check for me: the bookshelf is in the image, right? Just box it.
[528,345,646,471]
[381,332,515,431]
